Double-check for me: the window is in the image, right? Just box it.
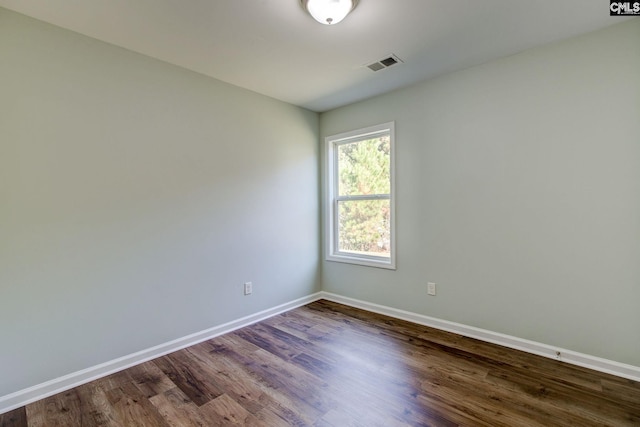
[325,122,395,269]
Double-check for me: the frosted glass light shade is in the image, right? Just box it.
[302,0,358,25]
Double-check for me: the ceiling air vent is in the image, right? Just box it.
[366,54,403,72]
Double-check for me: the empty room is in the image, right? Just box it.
[1,1,639,425]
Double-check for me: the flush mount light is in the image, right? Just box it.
[301,0,359,25]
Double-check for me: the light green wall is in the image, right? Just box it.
[321,20,640,367]
[0,8,320,396]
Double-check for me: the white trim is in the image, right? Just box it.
[320,292,640,382]
[3,290,639,415]
[325,121,396,270]
[0,293,323,415]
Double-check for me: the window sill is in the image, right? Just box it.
[326,253,396,270]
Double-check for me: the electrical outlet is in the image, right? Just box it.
[427,282,436,296]
[244,282,252,295]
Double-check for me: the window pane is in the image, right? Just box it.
[338,135,390,196]
[338,199,390,257]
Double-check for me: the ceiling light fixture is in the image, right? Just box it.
[301,0,359,25]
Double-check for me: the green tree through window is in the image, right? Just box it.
[337,136,391,255]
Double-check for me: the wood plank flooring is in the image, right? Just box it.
[2,300,639,426]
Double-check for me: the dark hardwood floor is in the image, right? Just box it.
[2,300,639,426]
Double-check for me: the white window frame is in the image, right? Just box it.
[325,122,396,270]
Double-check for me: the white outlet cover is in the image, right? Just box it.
[427,282,436,296]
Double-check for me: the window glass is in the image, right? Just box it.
[337,136,390,196]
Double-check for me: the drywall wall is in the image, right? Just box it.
[321,19,640,367]
[0,8,319,397]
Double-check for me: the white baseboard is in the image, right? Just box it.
[320,292,640,382]
[0,292,324,415]
[3,290,639,415]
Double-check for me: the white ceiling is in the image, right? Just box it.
[0,1,628,112]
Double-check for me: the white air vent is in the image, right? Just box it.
[366,54,403,72]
